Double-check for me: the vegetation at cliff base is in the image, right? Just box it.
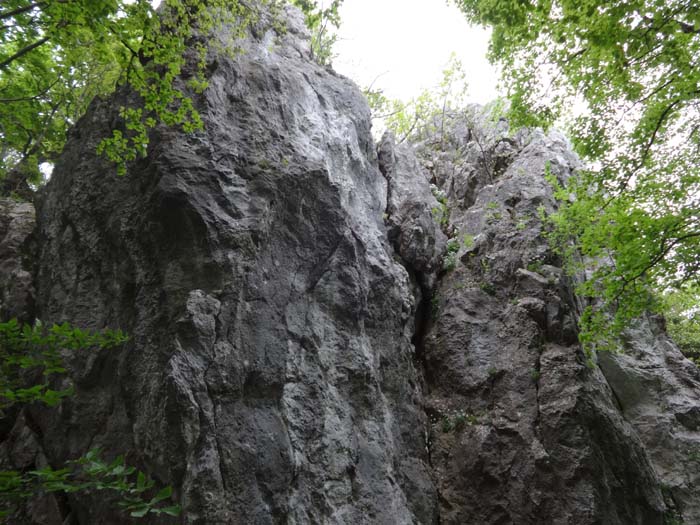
[454,0,700,351]
[0,319,180,519]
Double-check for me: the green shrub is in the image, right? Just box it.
[0,319,180,519]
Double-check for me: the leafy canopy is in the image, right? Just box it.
[455,0,700,350]
[0,0,258,190]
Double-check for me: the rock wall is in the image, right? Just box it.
[599,317,700,522]
[407,112,668,524]
[7,8,437,524]
[0,199,35,323]
[1,5,699,525]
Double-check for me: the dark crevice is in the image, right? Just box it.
[600,363,627,415]
[411,273,434,367]
[403,264,439,462]
[381,171,445,518]
[532,337,544,430]
[412,272,443,523]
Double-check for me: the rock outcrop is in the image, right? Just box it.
[600,317,700,522]
[1,5,699,525]
[411,113,668,524]
[16,7,436,524]
[0,199,35,323]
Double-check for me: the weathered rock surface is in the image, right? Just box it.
[1,7,700,525]
[8,7,437,524]
[599,317,700,522]
[377,131,446,286]
[0,198,35,323]
[415,112,671,524]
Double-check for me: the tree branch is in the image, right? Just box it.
[0,36,49,69]
[0,78,59,103]
[614,229,700,302]
[677,19,700,34]
[0,2,44,22]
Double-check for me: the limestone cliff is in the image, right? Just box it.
[1,5,699,524]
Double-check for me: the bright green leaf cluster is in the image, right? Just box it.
[456,0,700,351]
[0,0,261,185]
[291,0,343,65]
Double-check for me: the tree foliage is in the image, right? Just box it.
[291,0,343,65]
[0,318,127,408]
[663,285,700,362]
[455,0,700,350]
[0,0,260,192]
[1,450,181,519]
[365,53,469,143]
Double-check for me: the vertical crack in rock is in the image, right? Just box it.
[378,130,448,487]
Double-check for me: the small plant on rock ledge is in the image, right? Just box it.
[446,238,460,254]
[484,202,503,224]
[526,260,543,274]
[440,410,478,433]
[432,202,449,229]
[431,295,440,320]
[443,238,461,272]
[462,234,475,249]
[686,448,700,463]
[443,253,458,272]
[480,281,496,296]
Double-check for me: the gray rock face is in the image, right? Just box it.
[17,7,437,524]
[0,198,35,322]
[416,115,668,524]
[1,7,699,525]
[377,131,446,285]
[599,317,700,522]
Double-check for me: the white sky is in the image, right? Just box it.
[332,0,501,104]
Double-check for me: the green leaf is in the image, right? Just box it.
[130,506,150,518]
[159,505,182,516]
[151,485,172,503]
